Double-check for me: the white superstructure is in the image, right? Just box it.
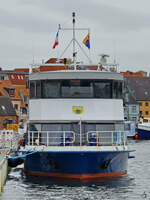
[29,70,124,125]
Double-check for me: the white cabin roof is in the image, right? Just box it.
[29,70,123,81]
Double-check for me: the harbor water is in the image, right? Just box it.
[1,140,150,200]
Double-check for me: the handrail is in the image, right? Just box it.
[87,131,127,146]
[28,131,75,146]
[27,130,128,147]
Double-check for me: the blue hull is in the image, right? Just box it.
[137,128,150,140]
[24,151,129,180]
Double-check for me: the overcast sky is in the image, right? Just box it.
[1,0,150,72]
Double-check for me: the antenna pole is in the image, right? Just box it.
[59,13,91,65]
[72,12,76,69]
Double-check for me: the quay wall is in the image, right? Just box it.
[0,130,24,195]
[0,155,8,195]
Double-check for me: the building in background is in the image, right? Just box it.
[0,96,18,129]
[0,68,29,122]
[124,76,150,120]
[123,78,140,124]
[121,70,147,77]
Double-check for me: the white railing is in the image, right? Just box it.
[27,130,127,147]
[28,131,75,146]
[87,131,127,146]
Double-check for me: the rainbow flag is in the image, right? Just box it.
[83,32,90,49]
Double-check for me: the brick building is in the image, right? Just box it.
[0,68,29,121]
[0,96,18,129]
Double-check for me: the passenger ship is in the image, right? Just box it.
[24,13,132,180]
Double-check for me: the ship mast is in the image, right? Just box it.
[59,12,91,69]
[72,12,76,66]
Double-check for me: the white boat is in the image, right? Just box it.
[9,13,134,181]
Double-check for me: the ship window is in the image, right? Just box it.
[113,81,118,98]
[41,80,60,98]
[61,80,93,98]
[30,81,36,98]
[94,81,112,98]
[30,79,123,99]
[30,124,41,131]
[36,80,41,98]
[96,124,114,131]
[113,81,122,99]
[118,82,123,98]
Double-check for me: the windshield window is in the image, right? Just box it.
[30,79,122,99]
[42,80,60,98]
[61,80,93,98]
[94,81,112,98]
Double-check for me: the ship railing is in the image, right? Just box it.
[27,131,75,146]
[87,131,127,146]
[27,130,127,147]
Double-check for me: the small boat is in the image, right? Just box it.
[137,123,150,139]
[21,12,134,181]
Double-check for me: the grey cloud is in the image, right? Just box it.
[0,0,150,72]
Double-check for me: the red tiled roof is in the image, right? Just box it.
[0,80,29,108]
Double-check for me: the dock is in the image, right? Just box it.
[0,130,22,195]
[0,150,8,195]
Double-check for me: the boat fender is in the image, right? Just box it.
[135,134,138,140]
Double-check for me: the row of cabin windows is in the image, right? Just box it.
[30,79,123,99]
[29,123,116,133]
